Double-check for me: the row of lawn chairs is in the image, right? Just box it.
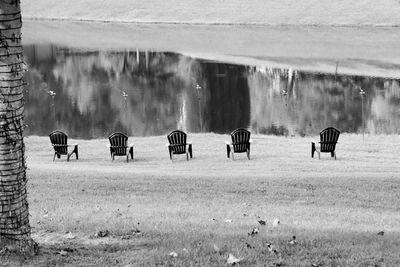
[49,127,340,162]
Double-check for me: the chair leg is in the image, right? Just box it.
[331,151,335,158]
[129,147,134,160]
[231,151,234,160]
[188,144,193,158]
[317,151,320,160]
[311,142,316,158]
[53,153,56,162]
[247,148,250,160]
[186,152,189,161]
[74,145,79,160]
[126,154,129,163]
[226,145,231,158]
[112,153,115,161]
[334,152,336,160]
[168,147,173,160]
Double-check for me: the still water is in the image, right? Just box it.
[23,45,400,138]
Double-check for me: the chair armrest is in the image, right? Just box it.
[249,139,253,143]
[106,144,111,148]
[187,141,192,145]
[129,143,134,147]
[225,141,231,145]
[165,143,170,147]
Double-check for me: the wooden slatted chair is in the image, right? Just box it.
[226,128,252,160]
[49,130,78,161]
[311,127,340,160]
[167,130,193,161]
[108,132,134,162]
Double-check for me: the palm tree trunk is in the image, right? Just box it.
[0,0,37,255]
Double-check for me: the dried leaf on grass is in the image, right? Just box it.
[227,253,242,265]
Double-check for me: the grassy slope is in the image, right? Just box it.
[22,0,400,26]
[4,134,399,266]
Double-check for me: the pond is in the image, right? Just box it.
[23,44,400,138]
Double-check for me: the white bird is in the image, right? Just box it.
[227,253,242,265]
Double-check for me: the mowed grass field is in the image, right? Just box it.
[5,133,400,266]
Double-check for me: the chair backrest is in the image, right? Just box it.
[231,128,251,152]
[49,130,68,155]
[320,127,340,152]
[167,130,187,154]
[109,132,128,156]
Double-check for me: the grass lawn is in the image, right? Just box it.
[2,133,399,266]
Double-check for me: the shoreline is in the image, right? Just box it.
[23,17,400,28]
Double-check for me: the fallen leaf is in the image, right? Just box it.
[273,218,280,227]
[58,250,68,256]
[266,242,279,254]
[227,253,242,265]
[245,242,255,249]
[258,220,266,226]
[169,251,178,257]
[287,235,297,245]
[94,230,109,238]
[64,232,76,239]
[248,227,259,236]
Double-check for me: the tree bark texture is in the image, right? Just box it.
[0,0,37,256]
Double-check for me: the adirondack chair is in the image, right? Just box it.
[167,130,193,161]
[311,127,340,160]
[226,128,252,160]
[49,130,79,161]
[108,132,134,162]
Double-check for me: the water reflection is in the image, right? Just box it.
[23,45,400,138]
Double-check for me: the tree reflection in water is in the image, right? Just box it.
[23,45,400,138]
